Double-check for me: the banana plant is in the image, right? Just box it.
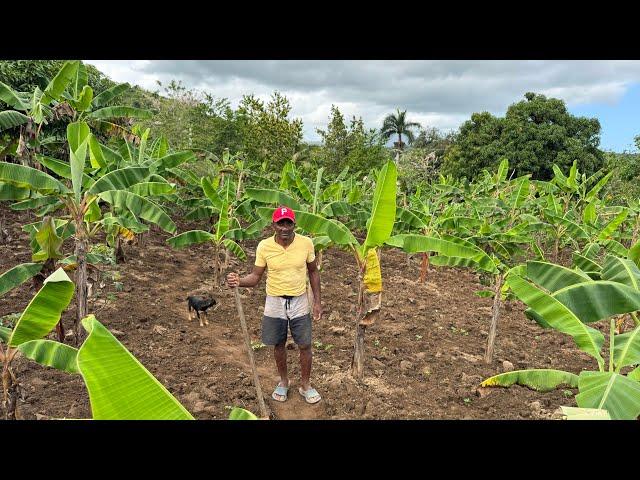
[167,179,246,287]
[0,268,193,419]
[0,121,176,344]
[481,256,640,419]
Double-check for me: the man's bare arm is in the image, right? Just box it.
[227,265,266,288]
[307,259,322,320]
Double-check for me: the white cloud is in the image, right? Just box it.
[84,60,640,142]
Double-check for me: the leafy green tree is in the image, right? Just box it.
[237,91,303,171]
[442,93,605,181]
[380,109,421,150]
[316,105,389,175]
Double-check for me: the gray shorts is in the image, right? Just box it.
[262,294,312,346]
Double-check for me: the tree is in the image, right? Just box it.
[316,105,389,175]
[237,91,304,171]
[380,109,421,151]
[441,93,605,181]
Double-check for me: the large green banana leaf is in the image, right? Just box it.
[549,214,589,240]
[395,207,427,230]
[312,167,324,214]
[127,182,175,197]
[628,241,640,268]
[77,315,193,420]
[603,239,628,257]
[36,154,93,188]
[294,210,356,246]
[167,230,215,249]
[481,369,579,392]
[295,175,313,203]
[363,161,397,252]
[0,81,29,110]
[151,151,195,172]
[86,106,153,120]
[321,201,353,218]
[613,325,640,371]
[70,62,88,99]
[245,188,301,211]
[586,171,614,201]
[92,84,130,108]
[601,255,640,290]
[507,274,605,369]
[509,176,530,211]
[387,234,498,274]
[32,216,64,262]
[69,85,93,112]
[67,122,90,203]
[10,195,61,212]
[222,238,247,261]
[18,340,79,373]
[87,167,150,194]
[572,253,601,279]
[0,183,30,200]
[598,209,628,241]
[548,281,640,324]
[41,60,79,105]
[8,268,74,347]
[526,261,592,293]
[98,190,176,234]
[0,162,67,193]
[0,110,29,131]
[576,371,640,420]
[0,263,43,296]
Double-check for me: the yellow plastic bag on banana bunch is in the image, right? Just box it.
[360,248,382,327]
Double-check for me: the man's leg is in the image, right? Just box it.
[273,342,289,401]
[299,343,312,391]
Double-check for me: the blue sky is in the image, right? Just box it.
[86,60,640,154]
[569,82,639,153]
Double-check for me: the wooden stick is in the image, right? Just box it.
[233,287,270,419]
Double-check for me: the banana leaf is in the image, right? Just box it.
[481,369,578,392]
[363,161,397,252]
[92,84,130,108]
[525,261,592,292]
[0,110,29,131]
[88,167,150,194]
[228,407,258,420]
[167,230,215,249]
[8,268,74,347]
[576,371,640,420]
[0,183,30,200]
[0,263,43,297]
[41,60,79,105]
[18,340,79,373]
[560,406,611,420]
[86,106,153,120]
[613,325,640,371]
[77,315,193,420]
[245,188,301,211]
[506,274,605,369]
[0,162,67,193]
[601,255,640,290]
[98,190,176,234]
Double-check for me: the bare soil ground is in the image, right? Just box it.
[1,204,598,420]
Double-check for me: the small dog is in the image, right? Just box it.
[187,295,217,327]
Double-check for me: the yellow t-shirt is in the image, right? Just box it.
[255,233,316,296]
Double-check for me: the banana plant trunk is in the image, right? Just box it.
[74,224,89,346]
[351,266,366,379]
[212,244,219,287]
[115,236,126,263]
[484,273,504,364]
[2,356,18,420]
[419,252,430,283]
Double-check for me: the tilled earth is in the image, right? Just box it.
[0,204,598,420]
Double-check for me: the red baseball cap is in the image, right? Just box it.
[272,206,295,222]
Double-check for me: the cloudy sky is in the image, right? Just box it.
[85,60,640,152]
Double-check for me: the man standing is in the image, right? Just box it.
[227,206,323,404]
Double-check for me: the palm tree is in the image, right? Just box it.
[380,109,421,151]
